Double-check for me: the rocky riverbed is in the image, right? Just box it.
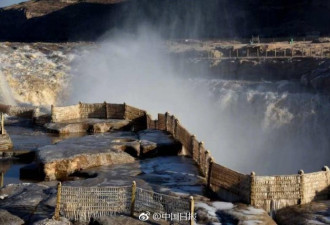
[1,41,330,110]
[1,154,275,225]
[0,111,276,224]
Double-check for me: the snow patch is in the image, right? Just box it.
[239,206,265,215]
[195,202,217,217]
[306,220,324,225]
[242,220,262,225]
[0,194,8,200]
[212,201,234,211]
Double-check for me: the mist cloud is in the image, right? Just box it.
[68,27,330,175]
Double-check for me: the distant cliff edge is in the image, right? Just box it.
[0,0,330,41]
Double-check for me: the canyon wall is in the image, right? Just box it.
[1,0,330,41]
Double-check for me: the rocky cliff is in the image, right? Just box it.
[0,0,330,41]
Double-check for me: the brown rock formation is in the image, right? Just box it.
[1,0,330,41]
[276,200,330,225]
[45,118,130,134]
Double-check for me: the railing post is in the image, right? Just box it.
[104,101,107,119]
[274,48,277,57]
[198,142,204,165]
[236,49,238,58]
[322,166,329,194]
[165,112,169,131]
[154,120,157,129]
[171,115,175,135]
[204,150,209,176]
[0,172,4,188]
[321,47,324,58]
[131,181,136,216]
[78,101,82,119]
[54,182,62,220]
[51,105,54,122]
[250,172,256,206]
[123,102,127,119]
[190,135,195,159]
[207,157,214,189]
[298,170,305,204]
[1,112,4,135]
[190,196,195,225]
[174,118,178,138]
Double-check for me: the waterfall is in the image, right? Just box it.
[182,79,330,175]
[0,68,16,105]
[69,30,330,175]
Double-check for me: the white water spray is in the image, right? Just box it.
[69,29,330,175]
[0,68,16,105]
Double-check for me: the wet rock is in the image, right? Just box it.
[69,156,205,198]
[0,209,24,225]
[138,130,182,157]
[90,216,155,225]
[35,130,184,180]
[36,132,137,180]
[195,201,276,225]
[33,217,72,225]
[33,107,52,126]
[2,157,205,224]
[45,119,130,134]
[300,62,330,90]
[276,200,330,225]
[311,74,330,89]
[0,183,57,224]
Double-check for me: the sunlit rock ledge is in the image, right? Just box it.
[34,130,181,180]
[44,118,130,134]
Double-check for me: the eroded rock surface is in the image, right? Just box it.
[90,216,166,225]
[68,156,205,198]
[276,200,330,225]
[138,130,182,157]
[35,130,182,180]
[195,201,276,225]
[1,156,276,225]
[33,217,71,225]
[300,60,330,90]
[0,209,24,225]
[45,118,130,134]
[0,182,57,224]
[37,132,137,180]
